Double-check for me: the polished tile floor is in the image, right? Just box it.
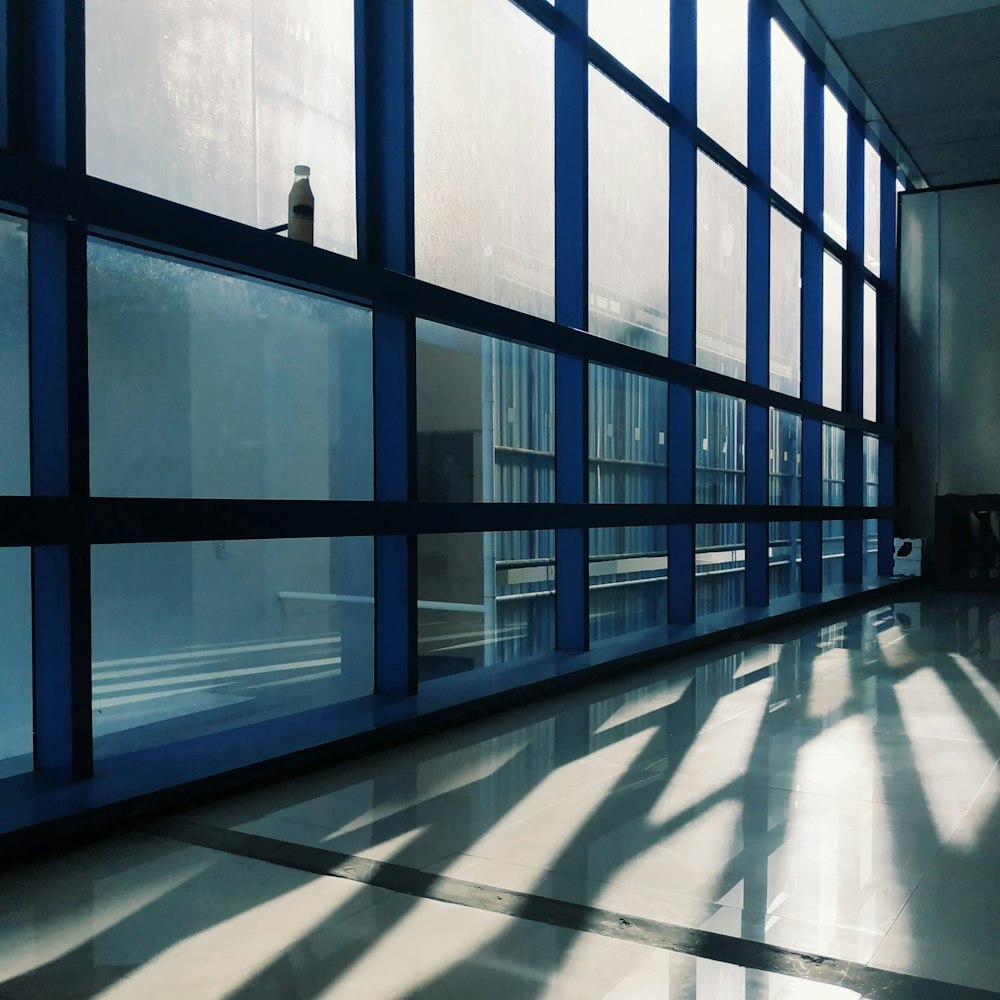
[4,592,1000,998]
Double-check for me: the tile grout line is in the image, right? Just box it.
[146,816,1000,1000]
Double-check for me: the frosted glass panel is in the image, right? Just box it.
[865,141,882,275]
[0,213,28,495]
[770,22,804,209]
[769,210,800,396]
[697,155,747,379]
[589,0,669,97]
[589,365,668,504]
[86,0,356,255]
[824,89,848,245]
[864,282,877,420]
[91,537,374,758]
[89,240,372,500]
[417,531,555,683]
[414,0,554,320]
[0,548,32,779]
[823,253,843,410]
[589,68,669,355]
[696,391,745,505]
[590,526,668,643]
[416,321,554,503]
[698,0,748,162]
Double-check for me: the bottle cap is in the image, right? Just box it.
[294,164,310,176]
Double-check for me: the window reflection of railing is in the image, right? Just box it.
[695,541,747,616]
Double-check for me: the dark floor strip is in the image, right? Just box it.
[150,817,999,1000]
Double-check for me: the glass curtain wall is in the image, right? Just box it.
[0,0,901,827]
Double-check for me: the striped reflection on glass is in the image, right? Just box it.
[418,531,555,683]
[91,537,374,758]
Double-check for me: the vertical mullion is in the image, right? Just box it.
[843,107,865,582]
[30,0,91,780]
[800,54,824,592]
[359,0,418,696]
[878,156,898,575]
[745,0,770,607]
[554,0,588,652]
[668,0,696,625]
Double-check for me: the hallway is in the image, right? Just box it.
[3,592,1000,998]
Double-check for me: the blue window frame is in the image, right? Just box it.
[0,0,906,840]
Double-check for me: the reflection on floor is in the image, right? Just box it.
[4,592,1000,998]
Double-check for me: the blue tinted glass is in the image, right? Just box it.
[0,213,29,496]
[89,240,373,501]
[91,537,374,758]
[0,547,32,778]
[418,531,555,683]
[417,320,554,503]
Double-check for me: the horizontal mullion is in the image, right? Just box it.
[507,0,564,35]
[587,42,678,130]
[0,154,902,438]
[695,132,751,187]
[0,497,904,546]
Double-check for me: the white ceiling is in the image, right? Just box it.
[797,0,1000,187]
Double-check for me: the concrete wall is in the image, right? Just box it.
[899,182,1000,546]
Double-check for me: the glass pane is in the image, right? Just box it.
[696,392,745,504]
[821,428,845,587]
[865,141,881,276]
[89,240,372,500]
[589,0,669,97]
[864,434,879,506]
[589,68,669,355]
[769,210,800,396]
[0,548,32,778]
[589,365,668,503]
[416,321,554,503]
[769,409,801,505]
[91,537,373,758]
[417,531,555,682]
[823,519,844,588]
[769,521,800,600]
[0,213,29,495]
[824,88,847,245]
[86,0,357,256]
[864,282,877,420]
[414,0,554,320]
[823,253,843,409]
[696,523,745,616]
[697,0,748,162]
[697,155,747,379]
[865,518,879,579]
[589,526,668,643]
[770,22,804,209]
[0,7,6,148]
[822,423,845,506]
[767,409,799,603]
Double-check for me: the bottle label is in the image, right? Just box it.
[292,204,314,218]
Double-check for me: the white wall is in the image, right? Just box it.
[899,182,1000,545]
